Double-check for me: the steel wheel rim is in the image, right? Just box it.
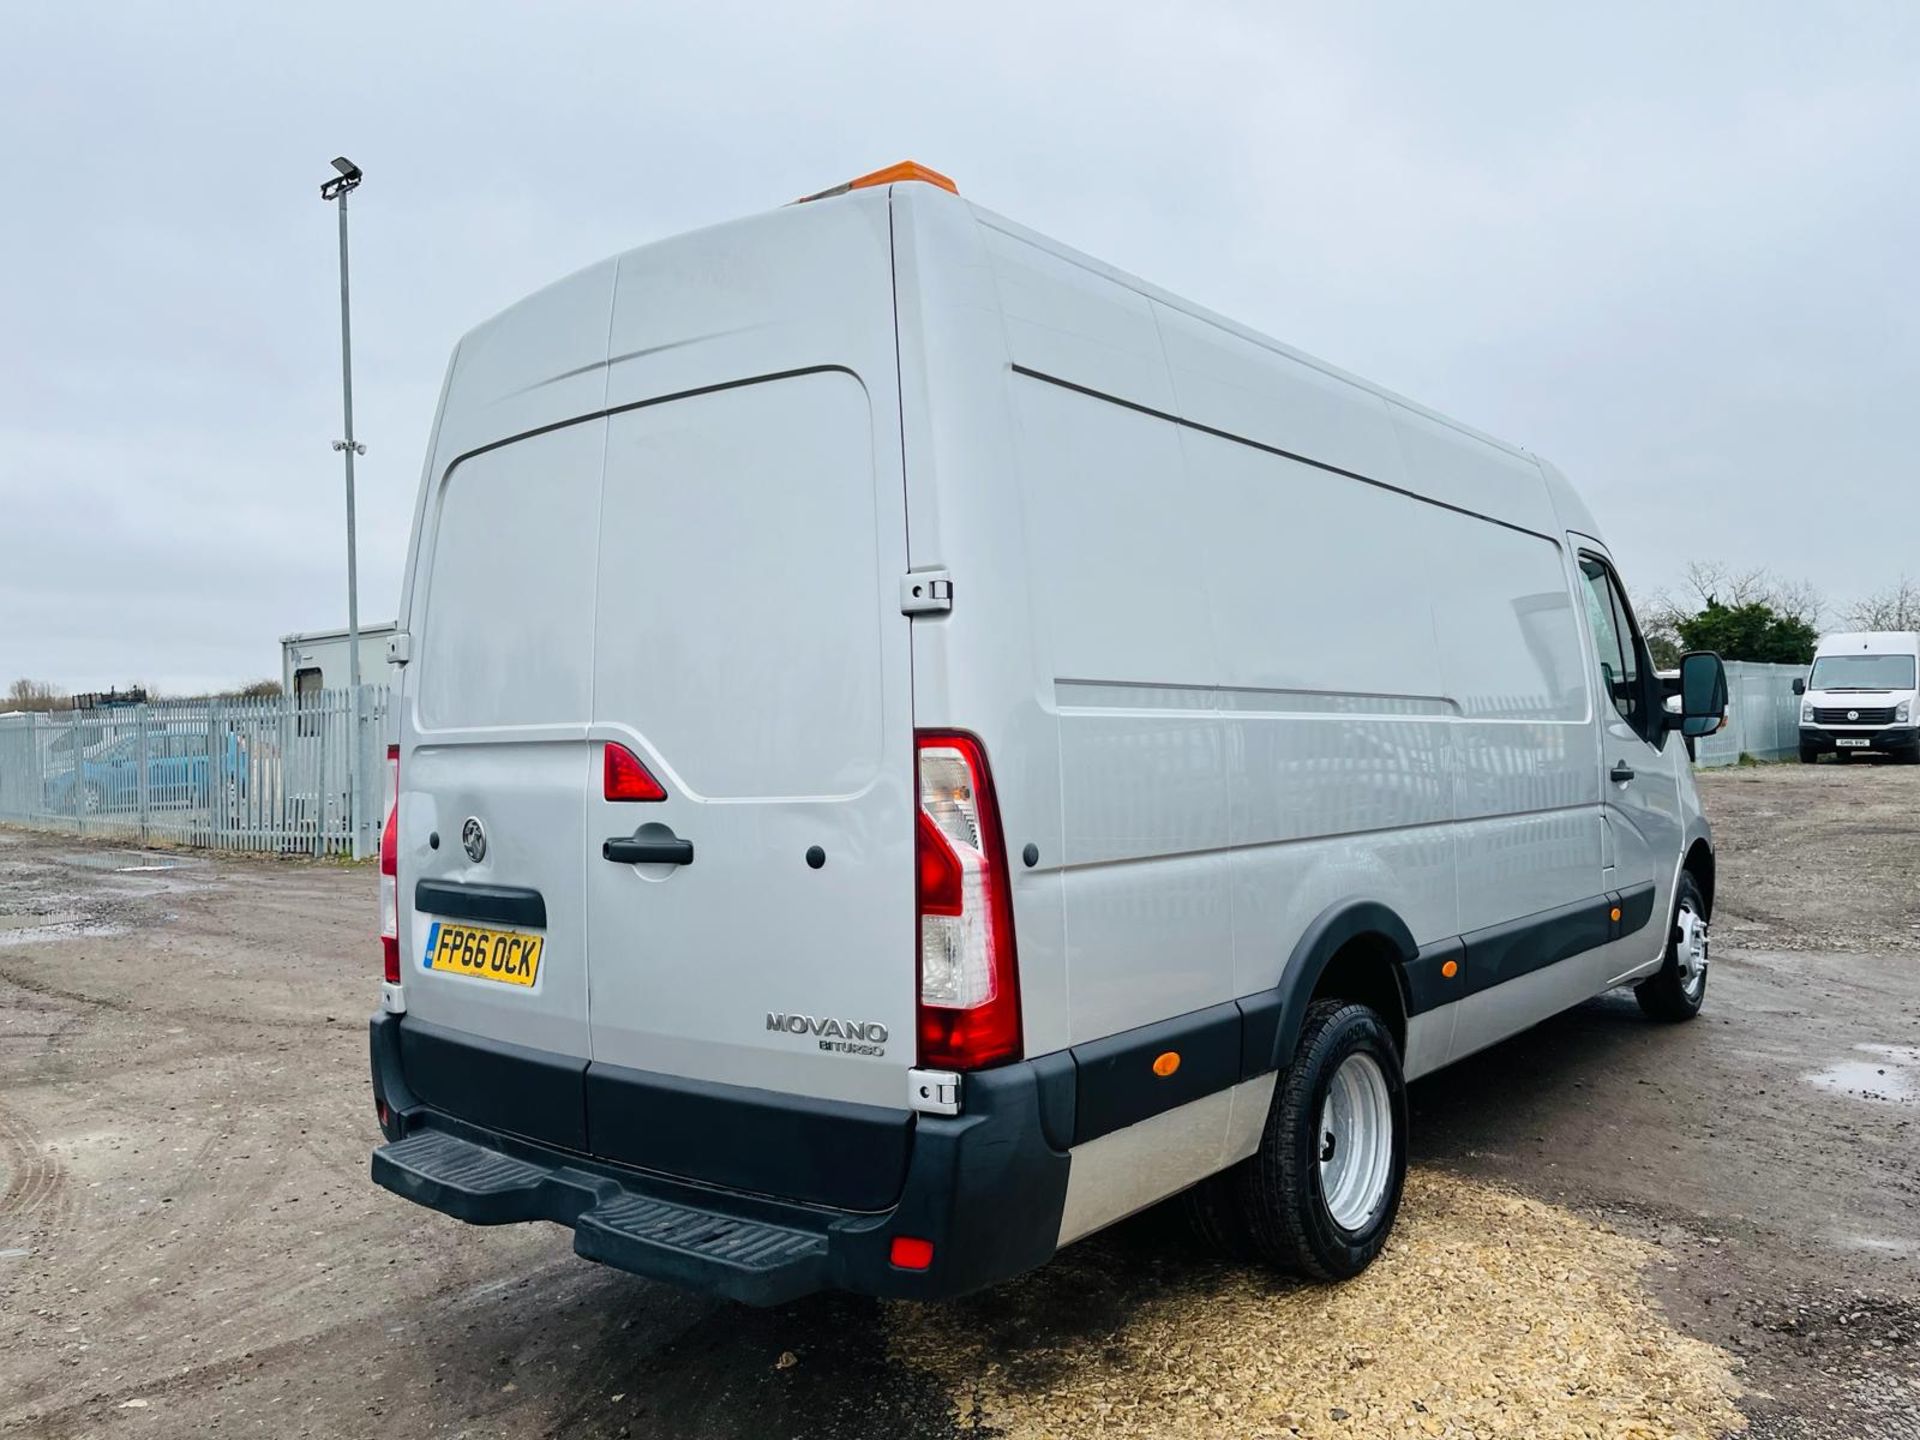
[1318,1051,1395,1232]
[1676,901,1709,999]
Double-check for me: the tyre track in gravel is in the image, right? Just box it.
[0,1101,73,1241]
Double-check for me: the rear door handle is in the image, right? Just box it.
[602,831,694,866]
[1610,760,1636,783]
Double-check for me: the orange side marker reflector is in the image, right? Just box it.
[889,1236,935,1271]
[1441,959,1459,980]
[794,160,958,204]
[1152,1051,1181,1078]
[1610,907,1623,923]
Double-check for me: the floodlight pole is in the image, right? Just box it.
[323,159,367,859]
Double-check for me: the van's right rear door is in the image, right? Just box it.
[580,371,917,1141]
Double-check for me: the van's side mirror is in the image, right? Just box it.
[1791,677,1806,696]
[1676,651,1728,738]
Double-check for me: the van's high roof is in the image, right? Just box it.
[464,162,1542,466]
[1815,631,1920,656]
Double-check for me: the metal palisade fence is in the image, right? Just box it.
[1690,661,1808,768]
[0,687,389,856]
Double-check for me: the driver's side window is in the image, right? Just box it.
[1578,554,1650,739]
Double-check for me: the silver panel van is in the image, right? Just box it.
[368,163,1728,1303]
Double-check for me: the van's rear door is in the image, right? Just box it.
[400,419,607,1148]
[581,365,917,1193]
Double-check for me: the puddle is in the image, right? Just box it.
[1834,1232,1918,1258]
[0,912,81,932]
[62,851,203,873]
[1805,1045,1920,1104]
[0,916,124,948]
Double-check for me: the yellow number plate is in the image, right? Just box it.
[424,921,544,988]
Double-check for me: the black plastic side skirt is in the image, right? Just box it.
[1458,895,1614,996]
[1068,1003,1241,1147]
[1615,881,1658,939]
[1402,939,1466,1014]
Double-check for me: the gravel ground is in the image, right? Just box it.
[1701,760,1920,955]
[0,763,1916,1439]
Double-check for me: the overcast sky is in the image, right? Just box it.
[4,2,1916,693]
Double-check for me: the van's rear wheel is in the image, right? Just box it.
[1635,872,1709,1022]
[1236,999,1407,1281]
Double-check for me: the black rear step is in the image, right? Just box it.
[374,1129,829,1306]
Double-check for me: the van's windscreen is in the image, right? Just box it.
[1808,654,1917,690]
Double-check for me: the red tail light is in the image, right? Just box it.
[914,731,1021,1070]
[604,741,667,802]
[380,744,400,984]
[888,1235,935,1271]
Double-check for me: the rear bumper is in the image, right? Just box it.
[1800,726,1919,754]
[368,1013,1069,1305]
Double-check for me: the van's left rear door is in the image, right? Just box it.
[398,420,608,1145]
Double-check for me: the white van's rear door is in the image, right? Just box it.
[583,370,915,1112]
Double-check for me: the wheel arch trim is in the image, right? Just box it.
[1241,898,1419,1082]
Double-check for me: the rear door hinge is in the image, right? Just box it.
[386,631,413,666]
[900,569,952,616]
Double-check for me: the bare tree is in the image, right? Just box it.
[1630,562,1824,668]
[1679,560,1823,626]
[4,679,67,713]
[1631,583,1688,668]
[1843,577,1920,632]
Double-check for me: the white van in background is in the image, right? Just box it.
[1797,633,1920,768]
[1797,632,1920,763]
[367,162,1729,1304]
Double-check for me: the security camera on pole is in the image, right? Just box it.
[321,156,368,859]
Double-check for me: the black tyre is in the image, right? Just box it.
[1635,870,1709,1022]
[1235,999,1407,1281]
[1799,745,1818,764]
[1178,1165,1258,1260]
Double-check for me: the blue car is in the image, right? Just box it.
[43,729,244,814]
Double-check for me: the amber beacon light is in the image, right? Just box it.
[795,161,958,204]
